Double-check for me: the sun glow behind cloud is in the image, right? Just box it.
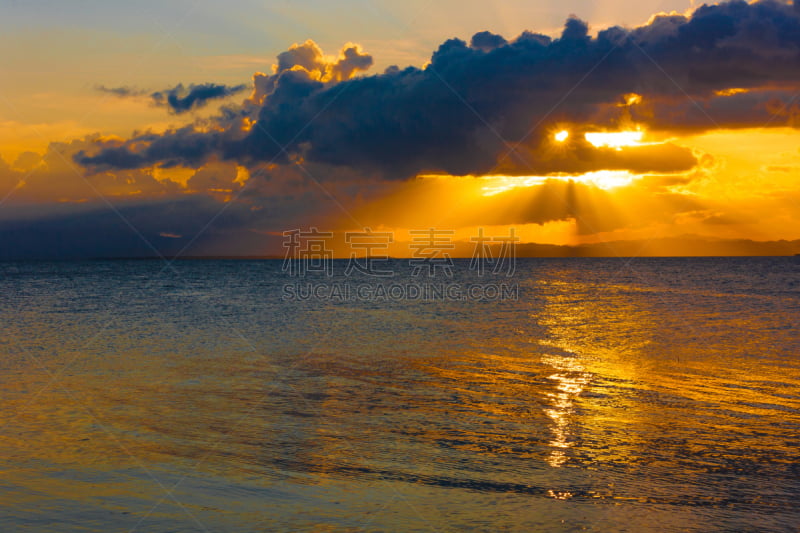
[480,170,638,196]
[584,130,645,150]
[482,126,654,196]
[332,126,800,258]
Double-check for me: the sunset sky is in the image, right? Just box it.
[2,0,800,258]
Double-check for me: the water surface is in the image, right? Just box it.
[1,258,799,531]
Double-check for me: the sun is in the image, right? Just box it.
[585,130,644,150]
[553,126,646,149]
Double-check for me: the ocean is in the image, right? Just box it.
[1,257,799,531]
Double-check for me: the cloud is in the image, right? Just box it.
[76,1,800,182]
[95,85,148,97]
[95,82,248,114]
[151,83,248,114]
[0,153,379,258]
[0,196,254,260]
[497,131,699,175]
[248,40,373,107]
[0,136,262,204]
[628,87,800,131]
[470,31,508,52]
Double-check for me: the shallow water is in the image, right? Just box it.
[1,258,799,531]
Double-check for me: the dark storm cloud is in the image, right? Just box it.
[0,196,252,260]
[0,175,342,259]
[497,132,698,175]
[75,125,227,170]
[632,88,800,130]
[151,83,248,114]
[78,0,800,180]
[470,31,508,52]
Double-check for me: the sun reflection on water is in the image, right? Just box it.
[542,353,592,468]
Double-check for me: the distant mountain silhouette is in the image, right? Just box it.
[511,235,800,257]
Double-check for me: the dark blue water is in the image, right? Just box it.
[1,258,799,531]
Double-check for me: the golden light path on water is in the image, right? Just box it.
[542,352,591,470]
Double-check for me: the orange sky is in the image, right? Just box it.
[1,0,799,258]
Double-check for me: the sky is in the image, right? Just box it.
[1,0,800,258]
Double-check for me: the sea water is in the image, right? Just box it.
[1,257,798,531]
